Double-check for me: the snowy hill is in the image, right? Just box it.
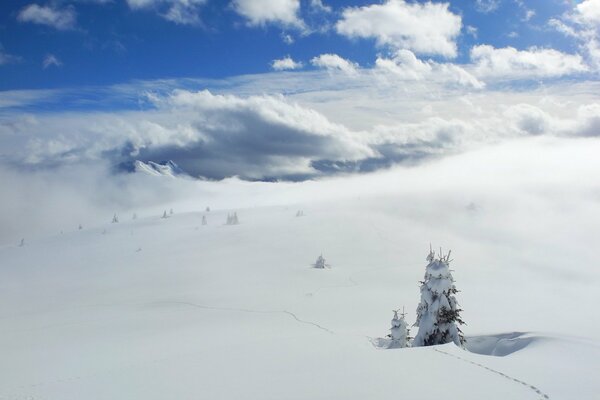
[1,198,599,399]
[119,160,189,178]
[2,139,600,399]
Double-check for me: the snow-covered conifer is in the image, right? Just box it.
[206,206,210,212]
[162,210,168,219]
[19,238,25,247]
[202,215,207,225]
[78,224,83,230]
[413,247,465,347]
[132,213,137,220]
[170,208,174,215]
[232,212,239,225]
[313,254,328,269]
[388,308,410,348]
[112,214,119,223]
[296,210,304,217]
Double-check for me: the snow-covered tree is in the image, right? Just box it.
[226,212,239,225]
[313,254,328,269]
[202,215,207,225]
[206,206,210,212]
[162,210,168,219]
[19,238,24,247]
[78,224,83,230]
[170,208,174,215]
[296,210,304,217]
[132,213,137,220]
[388,308,410,348]
[413,247,465,347]
[112,214,119,223]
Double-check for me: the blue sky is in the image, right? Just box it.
[1,0,599,181]
[0,0,584,90]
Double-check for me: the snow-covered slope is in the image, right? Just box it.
[132,160,188,178]
[1,197,599,399]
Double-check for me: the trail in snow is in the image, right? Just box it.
[151,301,335,334]
[433,348,550,400]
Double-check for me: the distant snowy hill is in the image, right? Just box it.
[118,160,189,178]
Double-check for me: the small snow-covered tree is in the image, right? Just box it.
[112,214,119,223]
[296,210,304,217]
[206,206,210,212]
[388,308,410,348]
[226,212,239,225]
[19,238,24,247]
[78,224,83,230]
[170,208,174,215]
[162,210,168,219]
[202,215,207,225]
[132,213,137,220]
[313,254,328,269]
[413,247,465,347]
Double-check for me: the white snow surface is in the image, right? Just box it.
[1,180,600,398]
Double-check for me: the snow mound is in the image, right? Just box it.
[465,332,547,357]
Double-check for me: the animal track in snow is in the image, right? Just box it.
[433,347,550,400]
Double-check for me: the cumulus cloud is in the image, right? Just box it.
[470,45,588,80]
[548,0,600,69]
[375,49,484,89]
[17,4,76,30]
[2,66,600,183]
[126,0,207,25]
[0,89,376,180]
[232,0,305,29]
[271,56,302,71]
[42,54,62,69]
[335,0,462,58]
[310,53,358,75]
[575,0,600,25]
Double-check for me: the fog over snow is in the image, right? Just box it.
[1,0,600,399]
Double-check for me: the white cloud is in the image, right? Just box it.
[271,56,303,71]
[470,45,588,79]
[42,54,62,69]
[126,0,207,25]
[17,4,76,30]
[375,50,484,89]
[575,0,600,25]
[475,0,500,13]
[466,25,478,38]
[310,0,331,13]
[232,0,304,29]
[523,9,535,21]
[0,44,21,65]
[335,0,462,58]
[281,33,294,44]
[549,0,600,69]
[310,53,358,75]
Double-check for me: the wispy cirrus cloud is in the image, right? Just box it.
[126,0,208,25]
[42,54,62,69]
[470,45,588,79]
